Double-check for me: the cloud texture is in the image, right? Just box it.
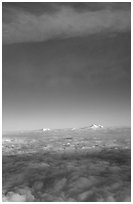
[3,3,131,44]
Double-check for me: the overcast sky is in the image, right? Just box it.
[2,2,131,131]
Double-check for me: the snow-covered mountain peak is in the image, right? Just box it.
[90,124,104,129]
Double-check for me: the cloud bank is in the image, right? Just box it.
[3,3,131,44]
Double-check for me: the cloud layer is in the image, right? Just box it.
[3,3,131,44]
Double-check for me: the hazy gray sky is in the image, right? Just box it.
[2,2,131,131]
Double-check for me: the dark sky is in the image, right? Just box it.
[2,2,131,131]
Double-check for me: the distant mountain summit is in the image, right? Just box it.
[71,124,104,131]
[42,128,50,132]
[90,124,104,129]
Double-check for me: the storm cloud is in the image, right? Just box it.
[3,3,131,44]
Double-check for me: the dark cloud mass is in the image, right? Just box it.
[3,2,131,13]
[2,2,131,44]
